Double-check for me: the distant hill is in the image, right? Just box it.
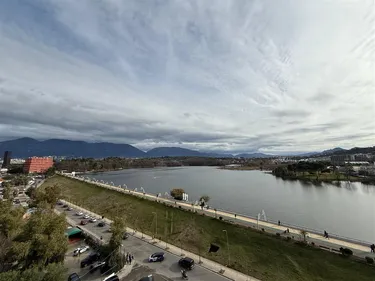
[1,137,373,159]
[235,153,272,158]
[146,147,202,157]
[0,138,145,158]
[320,147,346,155]
[145,147,233,158]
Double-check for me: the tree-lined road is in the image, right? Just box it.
[56,204,233,281]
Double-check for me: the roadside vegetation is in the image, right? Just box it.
[271,161,375,184]
[0,184,68,281]
[45,175,375,281]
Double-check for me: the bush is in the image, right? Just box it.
[340,247,353,257]
[219,216,223,220]
[276,233,281,238]
[365,256,374,264]
[170,188,185,200]
[286,237,292,241]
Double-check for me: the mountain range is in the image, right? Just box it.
[0,138,372,159]
[0,138,239,159]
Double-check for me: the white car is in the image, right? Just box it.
[76,211,83,216]
[73,245,89,256]
[83,214,90,219]
[89,218,97,223]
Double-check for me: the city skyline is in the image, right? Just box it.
[0,1,374,154]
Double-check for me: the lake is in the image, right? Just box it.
[84,166,375,243]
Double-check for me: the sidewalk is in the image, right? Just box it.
[60,199,260,281]
[64,174,372,257]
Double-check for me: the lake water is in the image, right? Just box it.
[84,166,375,243]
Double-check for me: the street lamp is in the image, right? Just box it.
[222,230,230,266]
[152,212,158,239]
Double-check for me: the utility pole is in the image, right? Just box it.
[152,212,158,238]
[222,229,230,266]
[170,212,174,235]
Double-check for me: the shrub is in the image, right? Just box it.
[276,233,281,238]
[219,216,223,220]
[286,237,292,241]
[261,228,265,232]
[170,188,185,200]
[365,256,374,264]
[340,247,353,257]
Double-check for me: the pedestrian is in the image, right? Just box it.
[100,236,103,240]
[278,220,281,226]
[125,253,129,264]
[131,254,134,263]
[371,244,375,253]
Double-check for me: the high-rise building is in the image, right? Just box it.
[1,151,11,168]
[23,157,53,173]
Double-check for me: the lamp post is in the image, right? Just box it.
[152,212,158,239]
[222,229,230,266]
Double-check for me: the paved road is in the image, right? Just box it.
[57,205,231,281]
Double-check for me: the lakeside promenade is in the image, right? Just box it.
[61,173,375,261]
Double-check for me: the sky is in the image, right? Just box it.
[0,0,374,154]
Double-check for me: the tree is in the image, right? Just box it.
[108,217,125,251]
[0,201,24,239]
[44,167,56,178]
[170,188,185,200]
[18,210,68,268]
[0,264,66,281]
[199,195,210,204]
[2,186,13,201]
[35,184,62,209]
[300,230,308,243]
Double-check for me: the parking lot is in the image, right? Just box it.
[57,203,230,281]
[65,240,106,281]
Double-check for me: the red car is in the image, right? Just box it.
[80,220,88,225]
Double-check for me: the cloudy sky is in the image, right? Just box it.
[0,0,374,154]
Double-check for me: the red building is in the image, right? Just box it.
[23,157,53,173]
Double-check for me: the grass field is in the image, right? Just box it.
[46,175,375,281]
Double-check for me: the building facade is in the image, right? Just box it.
[23,157,53,173]
[1,151,11,168]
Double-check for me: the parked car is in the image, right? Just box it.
[123,232,129,240]
[103,273,119,281]
[139,275,154,281]
[73,245,89,256]
[80,220,88,225]
[89,217,97,223]
[148,252,165,262]
[89,261,106,273]
[67,273,81,281]
[63,204,68,208]
[81,253,100,268]
[178,257,195,270]
[83,214,90,219]
[76,211,83,216]
[57,201,63,205]
[67,207,73,211]
[97,222,105,227]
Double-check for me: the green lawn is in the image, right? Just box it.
[45,175,375,281]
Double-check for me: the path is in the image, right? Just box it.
[62,174,375,260]
[57,200,259,281]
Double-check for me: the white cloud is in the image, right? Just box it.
[0,0,374,153]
